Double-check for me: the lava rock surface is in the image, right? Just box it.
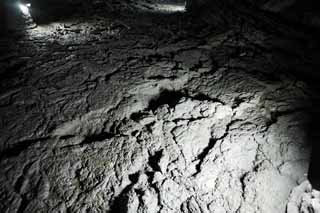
[0,1,320,212]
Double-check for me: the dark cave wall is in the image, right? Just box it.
[7,0,319,26]
[186,0,320,28]
[187,0,307,12]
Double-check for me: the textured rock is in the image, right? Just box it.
[288,181,320,213]
[0,1,319,212]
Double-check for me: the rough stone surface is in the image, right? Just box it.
[288,181,320,213]
[0,1,319,212]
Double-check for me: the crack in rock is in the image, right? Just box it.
[193,138,218,176]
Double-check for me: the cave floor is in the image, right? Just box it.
[0,10,319,212]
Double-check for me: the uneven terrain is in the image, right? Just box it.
[0,4,320,212]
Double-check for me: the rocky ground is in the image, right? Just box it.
[0,3,320,212]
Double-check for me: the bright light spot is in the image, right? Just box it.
[18,3,31,16]
[150,3,186,13]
